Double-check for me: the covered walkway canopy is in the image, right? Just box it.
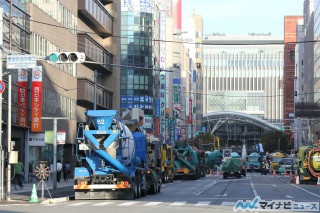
[203,111,281,152]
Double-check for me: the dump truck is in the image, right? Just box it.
[296,145,320,183]
[221,157,242,179]
[173,141,204,179]
[270,152,285,173]
[74,110,161,199]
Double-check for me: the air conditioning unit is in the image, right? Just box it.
[173,63,180,69]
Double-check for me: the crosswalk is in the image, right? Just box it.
[38,200,235,207]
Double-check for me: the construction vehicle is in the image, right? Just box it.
[270,152,285,173]
[221,157,242,179]
[296,145,320,183]
[74,110,161,199]
[247,152,262,171]
[173,141,204,179]
[205,150,223,173]
[147,135,174,183]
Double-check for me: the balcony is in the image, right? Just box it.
[77,78,113,109]
[100,0,113,4]
[78,0,113,38]
[78,33,113,73]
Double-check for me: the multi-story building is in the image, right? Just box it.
[202,34,284,148]
[203,34,284,120]
[0,0,120,179]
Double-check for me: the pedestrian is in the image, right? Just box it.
[57,160,62,182]
[250,163,254,173]
[63,161,71,182]
[14,159,24,189]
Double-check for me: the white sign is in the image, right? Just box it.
[28,133,46,147]
[7,55,37,69]
[57,130,66,145]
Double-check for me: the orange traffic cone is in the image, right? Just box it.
[272,170,276,176]
[209,169,213,176]
[295,176,300,185]
[317,177,320,186]
[284,171,287,176]
[290,173,295,183]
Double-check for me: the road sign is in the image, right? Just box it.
[0,80,5,94]
[7,54,37,69]
[180,127,186,134]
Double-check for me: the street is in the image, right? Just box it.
[0,172,319,213]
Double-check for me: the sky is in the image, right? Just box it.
[182,0,304,36]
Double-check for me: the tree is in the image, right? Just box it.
[260,130,293,153]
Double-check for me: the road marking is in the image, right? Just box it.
[249,176,258,197]
[286,195,293,199]
[143,202,162,206]
[193,178,221,196]
[92,202,115,206]
[170,201,186,206]
[222,201,235,206]
[214,193,227,197]
[293,185,320,198]
[68,202,91,206]
[195,201,210,206]
[119,201,138,206]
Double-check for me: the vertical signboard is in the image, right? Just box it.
[160,11,166,143]
[31,67,43,132]
[18,69,28,126]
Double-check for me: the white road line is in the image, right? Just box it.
[221,201,235,206]
[92,202,115,206]
[170,201,186,206]
[195,201,210,206]
[119,201,138,206]
[68,202,91,206]
[249,176,258,197]
[286,195,293,199]
[292,184,320,198]
[143,202,162,206]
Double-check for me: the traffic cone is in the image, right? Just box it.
[295,176,300,185]
[272,170,276,176]
[209,169,213,175]
[317,177,320,186]
[290,173,295,183]
[29,184,39,203]
[284,171,287,176]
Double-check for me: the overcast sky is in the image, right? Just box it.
[182,0,304,36]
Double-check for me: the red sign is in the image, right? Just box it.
[18,69,28,126]
[0,80,5,94]
[31,67,43,132]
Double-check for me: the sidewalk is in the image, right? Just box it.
[1,177,74,204]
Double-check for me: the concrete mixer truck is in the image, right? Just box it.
[73,110,161,199]
[296,145,320,184]
[205,150,223,173]
[173,141,204,179]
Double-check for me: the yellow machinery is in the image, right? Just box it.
[161,144,174,183]
[213,137,220,150]
[297,145,320,183]
[270,152,285,172]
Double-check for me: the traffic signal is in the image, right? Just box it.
[47,52,86,63]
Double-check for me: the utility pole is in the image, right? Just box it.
[0,8,3,202]
[41,117,68,189]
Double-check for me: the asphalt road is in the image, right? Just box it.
[0,172,319,213]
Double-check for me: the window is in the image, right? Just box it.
[290,51,295,62]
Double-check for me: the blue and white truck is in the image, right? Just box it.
[74,110,161,199]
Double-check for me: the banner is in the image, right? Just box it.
[31,67,43,132]
[18,69,28,126]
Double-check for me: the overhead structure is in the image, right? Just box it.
[203,111,281,135]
